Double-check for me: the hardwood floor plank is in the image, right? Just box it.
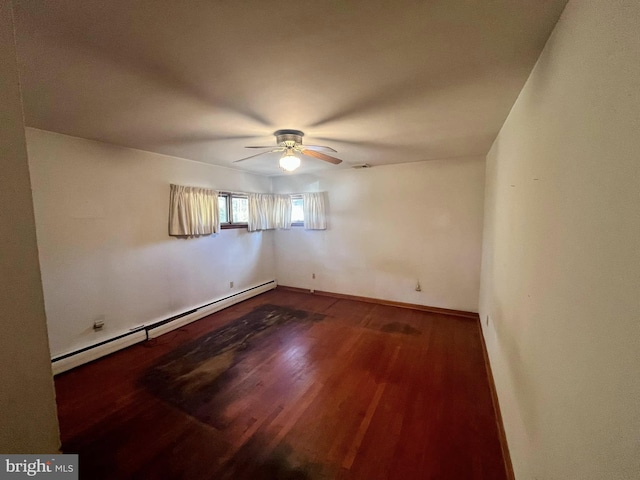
[342,380,388,469]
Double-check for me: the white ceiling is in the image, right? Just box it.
[13,0,567,176]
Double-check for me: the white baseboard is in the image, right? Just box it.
[52,331,147,375]
[52,280,277,375]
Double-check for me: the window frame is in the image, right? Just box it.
[218,192,249,229]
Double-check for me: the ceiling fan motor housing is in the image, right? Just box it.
[274,129,304,147]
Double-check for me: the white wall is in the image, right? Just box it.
[27,129,275,358]
[0,0,60,453]
[272,158,485,312]
[479,1,640,479]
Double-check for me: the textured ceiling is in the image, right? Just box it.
[13,0,567,176]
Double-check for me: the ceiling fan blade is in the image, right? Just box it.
[300,149,343,165]
[245,145,279,149]
[233,150,279,163]
[299,145,338,153]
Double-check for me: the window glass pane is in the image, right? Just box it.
[218,195,228,223]
[291,197,304,223]
[231,196,249,223]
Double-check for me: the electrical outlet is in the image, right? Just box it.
[312,273,316,279]
[93,315,105,331]
[229,281,234,288]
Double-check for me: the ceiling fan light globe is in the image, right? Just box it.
[279,154,300,172]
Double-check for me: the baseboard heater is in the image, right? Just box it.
[51,280,277,375]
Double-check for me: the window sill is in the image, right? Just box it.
[221,224,248,230]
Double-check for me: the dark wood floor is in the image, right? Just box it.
[54,289,507,479]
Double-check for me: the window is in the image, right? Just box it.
[232,195,249,223]
[218,192,249,228]
[291,195,304,226]
[217,192,324,230]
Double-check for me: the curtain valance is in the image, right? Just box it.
[247,194,292,232]
[302,192,327,230]
[169,184,220,236]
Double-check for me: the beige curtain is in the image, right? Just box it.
[303,192,327,230]
[169,184,219,236]
[247,193,292,232]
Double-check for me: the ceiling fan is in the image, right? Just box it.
[233,129,342,172]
